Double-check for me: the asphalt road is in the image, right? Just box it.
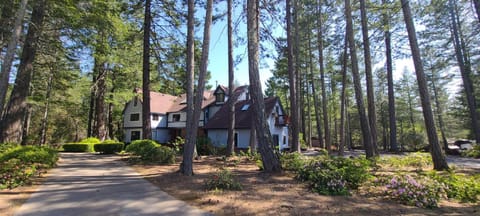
[15,153,211,216]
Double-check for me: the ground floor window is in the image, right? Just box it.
[272,134,279,148]
[131,131,140,141]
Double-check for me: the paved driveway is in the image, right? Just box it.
[15,153,211,216]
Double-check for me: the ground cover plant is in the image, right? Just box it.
[0,144,58,189]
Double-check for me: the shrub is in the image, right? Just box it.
[152,146,176,164]
[280,152,305,172]
[427,171,480,203]
[79,137,101,144]
[125,139,159,161]
[384,174,446,208]
[0,146,58,168]
[0,143,18,154]
[167,136,185,153]
[204,168,242,191]
[62,143,92,152]
[94,143,124,154]
[297,156,372,195]
[0,146,58,189]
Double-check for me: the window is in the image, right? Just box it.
[152,114,159,121]
[216,93,225,103]
[234,133,239,147]
[133,99,137,107]
[131,131,140,141]
[172,114,181,122]
[130,113,140,121]
[283,136,287,145]
[241,104,250,111]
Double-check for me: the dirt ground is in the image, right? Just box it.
[132,156,479,216]
[0,176,45,216]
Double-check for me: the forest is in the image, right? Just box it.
[0,0,479,172]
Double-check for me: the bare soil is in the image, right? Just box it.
[131,156,479,216]
[0,175,46,216]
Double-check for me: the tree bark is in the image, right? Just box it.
[308,34,321,148]
[87,75,96,137]
[286,0,300,152]
[180,0,195,176]
[401,0,449,170]
[40,68,54,145]
[473,0,480,23]
[0,0,28,117]
[359,0,378,156]
[345,0,374,158]
[383,0,397,152]
[94,60,107,141]
[317,0,330,151]
[226,0,235,157]
[339,32,348,156]
[430,69,449,151]
[247,0,281,172]
[142,0,152,140]
[0,0,46,143]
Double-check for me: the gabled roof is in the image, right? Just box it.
[167,90,215,112]
[204,96,280,129]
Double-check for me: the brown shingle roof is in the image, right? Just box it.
[204,96,279,129]
[149,92,178,114]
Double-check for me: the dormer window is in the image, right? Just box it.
[216,93,225,103]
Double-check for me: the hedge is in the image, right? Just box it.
[94,143,124,154]
[62,143,92,152]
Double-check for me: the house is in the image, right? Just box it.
[122,85,289,151]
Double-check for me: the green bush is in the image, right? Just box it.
[297,156,372,195]
[94,143,124,154]
[0,146,58,189]
[384,174,446,208]
[167,136,184,153]
[427,171,480,203]
[152,146,176,164]
[126,140,175,163]
[204,168,242,191]
[62,143,92,152]
[280,152,305,172]
[0,146,58,168]
[79,137,101,144]
[0,143,19,154]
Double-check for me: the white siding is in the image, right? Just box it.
[236,129,251,149]
[208,129,228,147]
[124,100,142,128]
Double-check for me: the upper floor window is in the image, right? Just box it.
[172,114,181,122]
[216,93,225,103]
[133,98,138,107]
[152,114,159,121]
[130,113,140,121]
[241,104,250,111]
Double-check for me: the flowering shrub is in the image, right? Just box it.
[385,174,446,208]
[297,156,372,195]
[204,169,242,191]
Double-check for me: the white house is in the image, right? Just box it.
[122,85,289,151]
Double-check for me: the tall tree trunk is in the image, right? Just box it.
[317,0,330,151]
[249,120,256,152]
[474,0,480,23]
[286,0,299,152]
[401,0,449,170]
[339,32,348,156]
[345,0,374,158]
[142,0,152,140]
[108,81,115,140]
[94,61,107,141]
[247,0,281,172]
[87,75,96,137]
[448,0,480,143]
[180,0,195,176]
[406,81,416,133]
[383,0,397,152]
[0,0,46,143]
[226,0,235,157]
[40,68,54,145]
[0,0,28,117]
[309,35,323,148]
[359,0,378,156]
[430,70,448,151]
